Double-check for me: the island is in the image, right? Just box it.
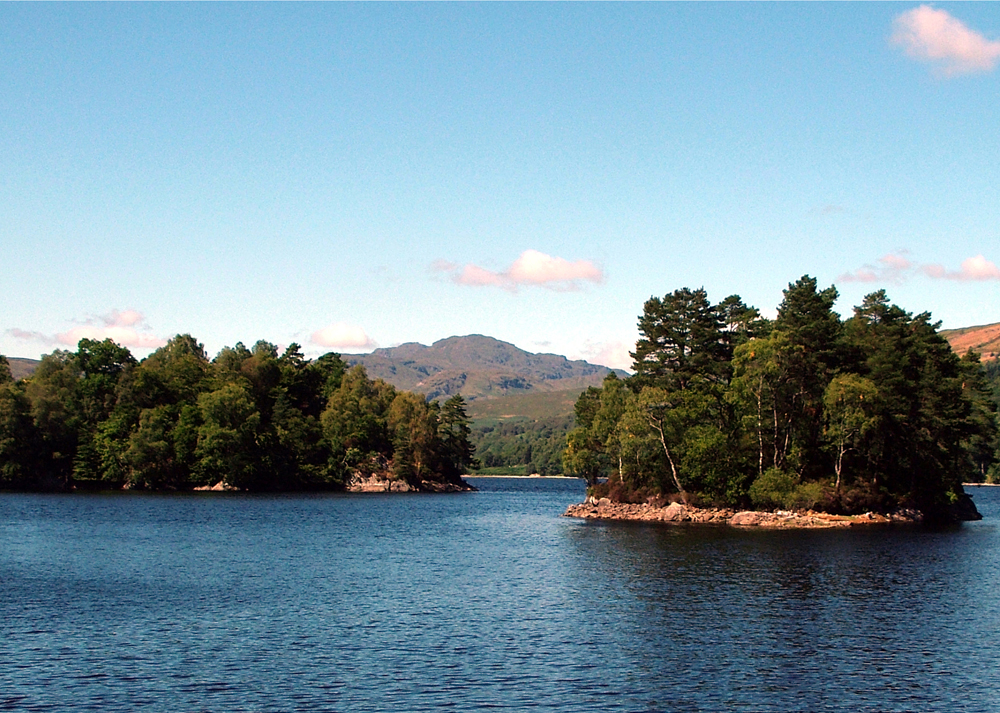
[561,276,995,525]
[0,339,477,493]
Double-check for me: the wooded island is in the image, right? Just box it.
[1,275,997,520]
[0,338,477,492]
[563,276,996,521]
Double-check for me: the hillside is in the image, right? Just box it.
[346,335,624,401]
[940,322,1000,361]
[5,357,40,381]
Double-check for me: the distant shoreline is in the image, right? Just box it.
[467,474,580,479]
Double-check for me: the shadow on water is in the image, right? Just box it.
[561,489,1000,712]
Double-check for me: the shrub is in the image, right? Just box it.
[748,468,797,510]
[787,480,825,510]
[820,481,893,515]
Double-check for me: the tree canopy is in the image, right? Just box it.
[0,336,476,492]
[564,278,999,518]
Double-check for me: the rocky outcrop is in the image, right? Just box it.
[193,481,239,492]
[346,473,475,493]
[564,498,923,528]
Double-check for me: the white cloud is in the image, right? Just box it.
[311,323,376,350]
[56,325,166,349]
[837,251,915,284]
[892,6,1000,76]
[839,251,1000,285]
[7,310,167,350]
[922,254,1000,281]
[574,338,635,372]
[433,249,605,292]
[5,328,50,343]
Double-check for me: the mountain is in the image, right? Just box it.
[5,357,41,381]
[940,322,1000,361]
[345,335,626,401]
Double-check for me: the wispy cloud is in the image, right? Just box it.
[5,328,50,343]
[922,254,1000,281]
[6,310,167,350]
[433,249,604,292]
[837,251,915,284]
[310,323,376,351]
[838,251,1000,284]
[575,338,635,372]
[892,5,1000,76]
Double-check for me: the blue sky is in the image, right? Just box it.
[2,3,998,369]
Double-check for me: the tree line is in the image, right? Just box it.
[563,276,999,516]
[0,336,477,492]
[470,415,572,476]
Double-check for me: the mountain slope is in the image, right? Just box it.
[345,335,624,401]
[5,357,41,381]
[940,322,1000,361]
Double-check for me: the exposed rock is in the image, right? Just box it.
[663,502,688,522]
[347,474,417,493]
[945,493,982,522]
[193,481,237,492]
[564,500,926,529]
[729,511,766,527]
[346,473,476,493]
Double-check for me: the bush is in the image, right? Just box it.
[787,480,825,510]
[588,478,657,504]
[820,481,893,515]
[748,468,797,510]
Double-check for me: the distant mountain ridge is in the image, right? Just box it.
[5,357,40,381]
[6,323,994,389]
[345,335,626,401]
[940,322,1000,361]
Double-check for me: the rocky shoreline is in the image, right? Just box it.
[564,497,924,529]
[346,474,475,493]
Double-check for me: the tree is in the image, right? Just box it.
[844,292,983,509]
[631,287,728,392]
[387,392,439,486]
[321,366,396,477]
[717,294,768,353]
[822,373,879,491]
[438,394,478,481]
[194,383,262,489]
[25,350,82,484]
[773,276,844,478]
[71,339,137,481]
[563,373,630,485]
[730,331,802,476]
[958,352,999,482]
[0,377,41,487]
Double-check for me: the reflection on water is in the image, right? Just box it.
[2,480,999,712]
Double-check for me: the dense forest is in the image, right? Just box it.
[0,337,477,492]
[563,277,999,517]
[470,415,572,476]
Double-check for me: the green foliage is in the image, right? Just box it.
[748,468,798,510]
[2,337,476,492]
[474,414,571,477]
[631,287,730,391]
[564,277,997,517]
[0,379,41,487]
[439,395,479,480]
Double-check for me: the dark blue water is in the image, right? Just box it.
[2,479,999,712]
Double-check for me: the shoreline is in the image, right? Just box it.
[466,474,580,480]
[564,498,924,529]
